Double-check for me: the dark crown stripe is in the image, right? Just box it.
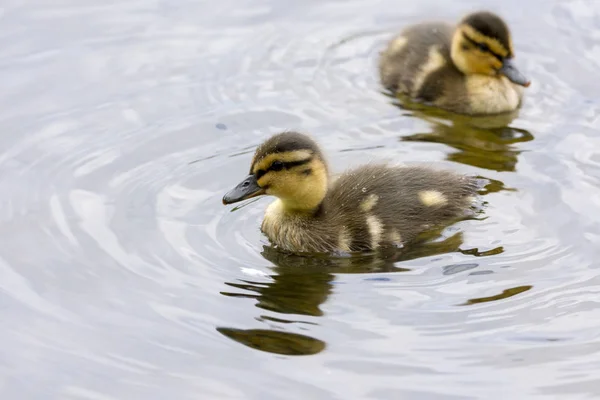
[270,141,314,154]
[462,12,512,57]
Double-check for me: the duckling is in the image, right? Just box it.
[222,132,479,254]
[379,11,530,115]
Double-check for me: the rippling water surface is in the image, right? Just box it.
[2,0,600,398]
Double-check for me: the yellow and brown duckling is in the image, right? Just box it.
[223,132,479,254]
[379,11,530,115]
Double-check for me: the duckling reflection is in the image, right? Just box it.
[216,327,326,356]
[461,285,532,306]
[217,232,471,356]
[218,251,336,355]
[221,232,469,315]
[221,252,335,317]
[400,111,533,172]
[379,11,530,115]
[384,88,533,172]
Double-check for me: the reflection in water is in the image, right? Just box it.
[402,123,533,172]
[459,246,504,257]
[462,285,533,306]
[217,231,476,355]
[477,177,516,195]
[222,255,335,317]
[216,328,326,356]
[388,94,535,172]
[442,263,479,276]
[2,0,600,395]
[218,254,335,355]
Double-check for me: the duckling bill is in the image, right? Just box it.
[379,11,530,115]
[223,132,479,254]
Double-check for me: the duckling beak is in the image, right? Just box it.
[499,58,531,87]
[222,174,265,205]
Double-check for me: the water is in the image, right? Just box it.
[2,0,600,398]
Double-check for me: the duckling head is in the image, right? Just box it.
[223,132,329,213]
[451,11,530,87]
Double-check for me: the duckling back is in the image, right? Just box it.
[379,22,458,101]
[325,164,478,251]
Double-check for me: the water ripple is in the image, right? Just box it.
[1,0,600,398]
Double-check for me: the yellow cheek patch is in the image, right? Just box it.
[490,58,503,70]
[419,190,448,207]
[257,175,270,187]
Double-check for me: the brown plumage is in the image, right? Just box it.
[379,11,530,115]
[223,132,480,254]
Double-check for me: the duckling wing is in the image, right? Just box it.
[325,164,477,250]
[379,22,456,101]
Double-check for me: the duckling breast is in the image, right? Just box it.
[262,200,337,253]
[464,75,524,114]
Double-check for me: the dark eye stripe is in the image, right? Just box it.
[276,158,312,170]
[462,33,503,61]
[255,158,313,178]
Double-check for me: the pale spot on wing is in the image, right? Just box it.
[412,45,446,96]
[419,190,448,207]
[366,215,384,249]
[389,228,402,245]
[359,194,379,212]
[338,227,352,252]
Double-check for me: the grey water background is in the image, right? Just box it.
[2,0,600,398]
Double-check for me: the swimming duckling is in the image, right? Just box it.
[379,11,530,115]
[222,132,479,254]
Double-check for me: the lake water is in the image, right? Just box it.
[2,0,600,398]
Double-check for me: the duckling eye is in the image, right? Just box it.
[477,43,490,53]
[270,161,284,171]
